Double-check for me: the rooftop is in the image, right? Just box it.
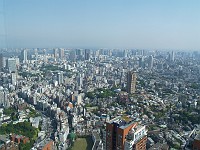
[107,116,137,130]
[0,135,10,143]
[37,139,53,148]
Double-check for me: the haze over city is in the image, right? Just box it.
[0,0,200,50]
[1,1,200,150]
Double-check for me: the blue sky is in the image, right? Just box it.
[0,0,200,50]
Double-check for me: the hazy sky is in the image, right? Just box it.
[0,0,200,50]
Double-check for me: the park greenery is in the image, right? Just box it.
[40,64,74,78]
[3,107,18,121]
[7,107,41,150]
[0,121,38,140]
[0,121,38,149]
[27,108,40,118]
[19,141,34,150]
[3,107,40,121]
[190,83,199,89]
[18,72,40,78]
[86,88,116,99]
[40,64,69,72]
[173,109,200,125]
[3,107,16,115]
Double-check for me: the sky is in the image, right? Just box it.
[0,0,200,50]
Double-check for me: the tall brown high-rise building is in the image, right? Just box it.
[106,116,147,150]
[127,71,137,94]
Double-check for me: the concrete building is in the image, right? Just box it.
[0,54,4,69]
[6,58,16,72]
[59,48,65,60]
[11,72,17,85]
[92,131,103,150]
[21,49,28,63]
[124,125,147,150]
[53,48,58,61]
[148,55,153,69]
[0,88,9,108]
[106,116,147,150]
[171,51,175,62]
[85,49,90,60]
[127,71,137,94]
[139,57,144,68]
[33,139,54,150]
[57,72,63,85]
[69,50,76,61]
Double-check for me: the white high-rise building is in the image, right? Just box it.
[22,49,28,63]
[59,48,65,60]
[171,51,175,62]
[57,71,64,85]
[0,88,9,108]
[54,48,58,61]
[6,58,17,72]
[77,75,83,88]
[124,125,147,150]
[43,49,47,63]
[76,94,82,105]
[0,88,4,107]
[0,54,4,69]
[148,55,153,69]
[139,57,144,68]
[34,48,38,61]
[11,72,17,85]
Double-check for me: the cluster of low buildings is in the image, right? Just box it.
[0,48,200,149]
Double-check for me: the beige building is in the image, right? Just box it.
[127,71,137,94]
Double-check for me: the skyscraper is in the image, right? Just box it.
[77,74,83,88]
[123,49,128,58]
[43,49,47,63]
[0,88,4,107]
[171,51,175,62]
[57,71,63,85]
[85,49,90,60]
[139,57,144,68]
[54,48,58,61]
[148,55,153,69]
[21,49,28,63]
[59,48,65,60]
[0,88,9,108]
[69,50,76,62]
[127,71,137,94]
[106,116,147,150]
[0,53,4,69]
[6,58,17,72]
[11,72,17,85]
[34,48,38,61]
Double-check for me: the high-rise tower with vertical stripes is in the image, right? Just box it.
[127,71,137,94]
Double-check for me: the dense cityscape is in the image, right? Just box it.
[0,48,199,150]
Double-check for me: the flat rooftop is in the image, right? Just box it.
[107,116,137,129]
[0,135,10,143]
[37,139,53,148]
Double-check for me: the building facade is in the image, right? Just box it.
[21,49,28,63]
[6,58,17,72]
[127,71,137,94]
[106,116,147,150]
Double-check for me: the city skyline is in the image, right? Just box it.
[0,0,200,50]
